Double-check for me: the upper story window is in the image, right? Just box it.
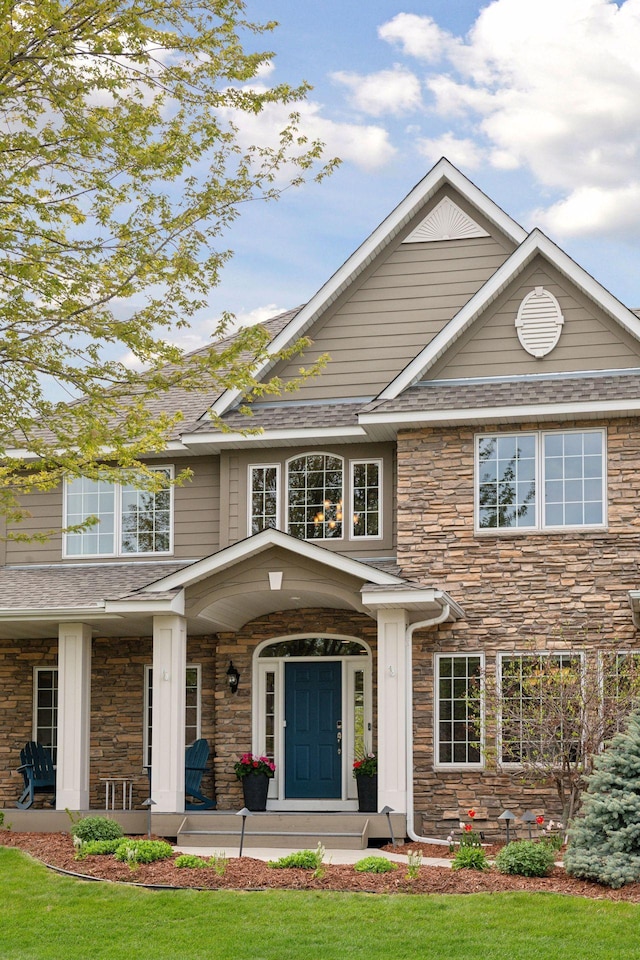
[476,429,605,532]
[250,465,279,535]
[64,467,173,557]
[249,453,383,542]
[288,453,343,540]
[352,460,381,538]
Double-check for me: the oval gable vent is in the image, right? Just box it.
[515,286,564,358]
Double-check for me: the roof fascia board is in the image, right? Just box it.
[0,595,184,621]
[210,159,527,419]
[360,397,640,428]
[181,425,367,451]
[105,594,185,616]
[145,529,404,592]
[361,587,464,620]
[378,230,640,401]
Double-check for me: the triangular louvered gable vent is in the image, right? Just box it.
[402,196,490,243]
[515,286,565,358]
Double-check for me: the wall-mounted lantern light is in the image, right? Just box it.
[226,660,240,694]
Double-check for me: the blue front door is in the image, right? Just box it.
[284,661,341,799]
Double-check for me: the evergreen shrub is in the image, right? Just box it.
[565,710,640,888]
[494,841,555,877]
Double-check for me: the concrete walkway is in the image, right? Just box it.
[173,844,452,867]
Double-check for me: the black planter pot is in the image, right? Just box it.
[241,772,270,811]
[356,774,378,813]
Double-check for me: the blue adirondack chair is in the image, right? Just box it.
[16,741,56,809]
[185,738,215,810]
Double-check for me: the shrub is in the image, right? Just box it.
[71,816,124,843]
[451,846,489,871]
[354,856,398,874]
[495,840,556,877]
[175,854,209,869]
[114,839,173,865]
[268,846,324,870]
[77,839,125,859]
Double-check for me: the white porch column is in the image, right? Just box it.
[376,608,409,813]
[151,614,187,812]
[56,623,92,810]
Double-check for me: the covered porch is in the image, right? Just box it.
[0,530,463,828]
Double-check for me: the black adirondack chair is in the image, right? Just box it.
[16,741,56,809]
[184,738,215,810]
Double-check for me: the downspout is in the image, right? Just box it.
[405,604,451,845]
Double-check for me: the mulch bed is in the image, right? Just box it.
[2,832,640,900]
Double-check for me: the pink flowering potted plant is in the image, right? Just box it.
[352,753,377,812]
[234,753,276,811]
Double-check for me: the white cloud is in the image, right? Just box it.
[216,84,395,171]
[416,134,485,170]
[378,13,453,62]
[378,0,640,237]
[532,183,640,238]
[331,65,422,117]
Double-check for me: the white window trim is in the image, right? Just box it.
[434,652,485,770]
[143,662,201,769]
[474,428,607,535]
[33,666,58,762]
[247,463,281,535]
[350,458,383,540]
[63,465,175,559]
[497,650,585,769]
[285,452,345,542]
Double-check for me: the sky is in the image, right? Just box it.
[180,0,640,351]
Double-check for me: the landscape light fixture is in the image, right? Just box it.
[521,810,537,841]
[380,805,397,847]
[237,806,253,857]
[498,809,516,845]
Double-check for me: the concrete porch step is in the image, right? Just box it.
[176,812,404,850]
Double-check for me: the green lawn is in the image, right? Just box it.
[2,847,638,960]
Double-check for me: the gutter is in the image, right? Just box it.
[405,603,451,846]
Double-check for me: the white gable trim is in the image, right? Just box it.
[378,229,640,401]
[210,159,527,419]
[143,528,405,592]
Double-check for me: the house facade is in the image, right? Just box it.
[3,158,640,838]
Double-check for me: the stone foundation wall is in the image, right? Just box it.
[398,418,640,834]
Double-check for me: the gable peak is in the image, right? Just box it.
[402,195,490,244]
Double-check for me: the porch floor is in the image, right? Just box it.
[6,809,408,851]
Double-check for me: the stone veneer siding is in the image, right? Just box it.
[0,638,57,808]
[397,418,640,834]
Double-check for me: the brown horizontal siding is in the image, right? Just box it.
[173,457,219,559]
[433,258,640,380]
[6,458,220,565]
[270,193,515,400]
[6,491,63,565]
